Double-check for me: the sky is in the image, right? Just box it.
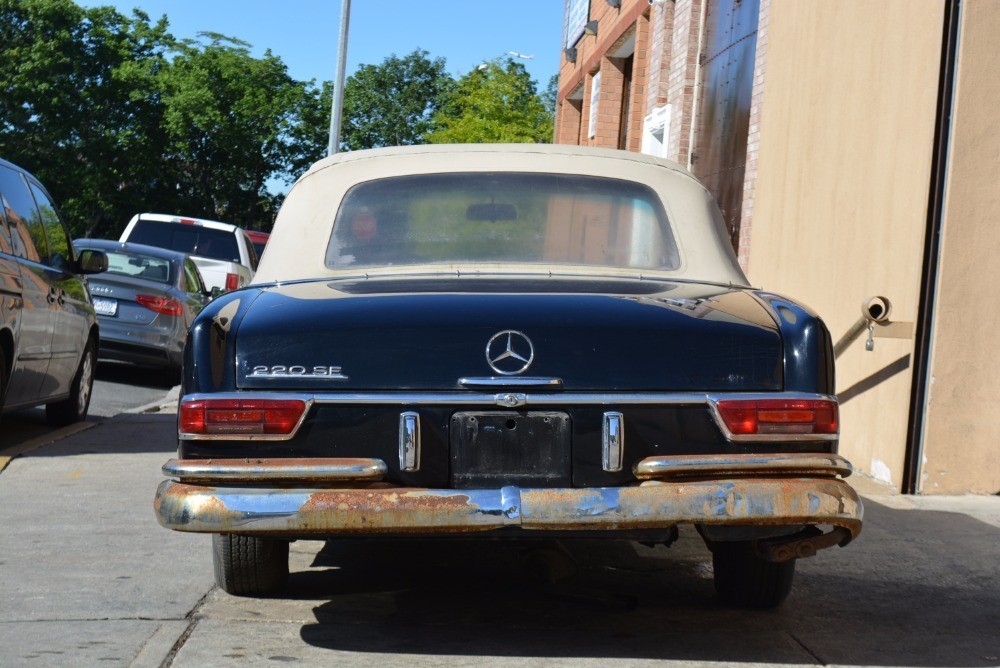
[77,0,566,89]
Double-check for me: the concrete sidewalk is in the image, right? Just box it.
[0,387,208,668]
[1,399,998,667]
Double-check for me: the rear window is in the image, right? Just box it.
[103,250,174,284]
[128,220,240,263]
[325,173,680,271]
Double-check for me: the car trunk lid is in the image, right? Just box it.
[234,278,782,392]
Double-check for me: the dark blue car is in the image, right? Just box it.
[154,145,863,607]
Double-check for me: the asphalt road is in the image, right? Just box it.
[1,384,999,667]
[0,361,175,450]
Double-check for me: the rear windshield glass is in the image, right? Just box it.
[103,250,174,284]
[129,220,240,263]
[325,173,680,271]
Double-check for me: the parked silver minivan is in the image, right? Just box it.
[0,158,107,424]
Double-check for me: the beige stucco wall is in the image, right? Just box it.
[745,0,944,489]
[919,0,1000,494]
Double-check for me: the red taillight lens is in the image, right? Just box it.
[135,295,183,316]
[180,399,307,436]
[225,273,240,291]
[715,399,838,437]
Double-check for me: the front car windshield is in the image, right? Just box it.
[103,250,174,284]
[325,173,680,273]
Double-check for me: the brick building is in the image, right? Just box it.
[555,0,1000,495]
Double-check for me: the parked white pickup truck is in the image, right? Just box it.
[119,213,257,293]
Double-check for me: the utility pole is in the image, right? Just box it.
[327,0,352,156]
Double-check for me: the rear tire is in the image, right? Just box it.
[711,541,796,608]
[212,534,289,596]
[46,339,96,426]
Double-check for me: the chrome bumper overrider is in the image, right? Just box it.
[154,454,863,541]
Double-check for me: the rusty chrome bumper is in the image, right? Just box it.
[154,453,863,542]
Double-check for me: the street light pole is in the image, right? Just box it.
[327,0,352,156]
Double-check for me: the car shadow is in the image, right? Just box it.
[1,413,179,457]
[290,499,1000,666]
[96,360,179,389]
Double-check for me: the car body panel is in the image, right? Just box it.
[234,279,782,392]
[0,157,100,414]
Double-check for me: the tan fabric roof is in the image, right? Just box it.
[254,144,749,287]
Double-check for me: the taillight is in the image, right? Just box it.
[715,399,838,437]
[136,295,183,316]
[225,273,240,291]
[180,399,307,436]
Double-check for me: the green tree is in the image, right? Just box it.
[0,0,175,237]
[157,33,314,227]
[339,49,452,150]
[426,58,553,144]
[542,74,558,117]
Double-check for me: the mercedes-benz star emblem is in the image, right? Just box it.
[486,330,535,375]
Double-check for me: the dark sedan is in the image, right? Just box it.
[74,239,210,380]
[154,145,862,608]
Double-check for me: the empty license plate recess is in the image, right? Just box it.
[450,411,571,488]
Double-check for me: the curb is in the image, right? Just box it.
[123,384,181,416]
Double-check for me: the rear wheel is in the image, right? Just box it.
[711,541,796,608]
[212,534,289,596]
[46,339,96,426]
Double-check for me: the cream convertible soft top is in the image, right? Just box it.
[253,144,750,287]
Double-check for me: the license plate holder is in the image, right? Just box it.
[92,297,118,317]
[450,411,571,488]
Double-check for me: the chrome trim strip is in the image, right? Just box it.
[178,392,837,442]
[602,411,624,472]
[458,376,564,389]
[186,391,835,406]
[162,457,387,482]
[707,397,840,443]
[399,411,420,472]
[155,476,863,538]
[633,453,853,480]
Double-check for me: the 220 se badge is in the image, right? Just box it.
[250,365,347,379]
[154,144,862,608]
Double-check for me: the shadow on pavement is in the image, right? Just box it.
[96,360,179,389]
[3,413,178,458]
[291,499,1000,666]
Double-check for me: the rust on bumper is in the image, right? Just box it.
[154,474,863,541]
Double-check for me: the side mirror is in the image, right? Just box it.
[211,286,224,300]
[78,249,108,274]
